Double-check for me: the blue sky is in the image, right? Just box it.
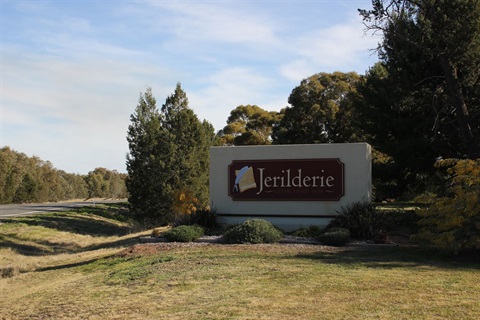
[1,0,379,174]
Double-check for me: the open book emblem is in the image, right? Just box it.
[233,166,257,193]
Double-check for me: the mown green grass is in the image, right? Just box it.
[1,204,479,319]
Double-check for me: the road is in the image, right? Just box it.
[0,199,126,219]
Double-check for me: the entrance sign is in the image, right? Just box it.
[229,159,344,201]
[210,143,371,231]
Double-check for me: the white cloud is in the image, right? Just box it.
[280,14,379,81]
[1,0,379,174]
[2,46,171,173]
[187,67,276,130]
[145,1,279,46]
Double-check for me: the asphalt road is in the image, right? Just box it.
[0,199,126,219]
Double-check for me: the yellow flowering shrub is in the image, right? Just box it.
[413,159,480,253]
[171,189,200,217]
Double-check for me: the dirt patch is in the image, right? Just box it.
[123,231,418,258]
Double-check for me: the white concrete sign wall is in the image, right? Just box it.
[210,143,371,231]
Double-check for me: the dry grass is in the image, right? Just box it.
[0,204,148,276]
[1,205,479,319]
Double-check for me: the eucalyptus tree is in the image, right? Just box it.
[272,72,362,145]
[218,105,283,145]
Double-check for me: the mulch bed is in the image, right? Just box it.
[122,233,413,258]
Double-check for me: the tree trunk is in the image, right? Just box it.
[439,54,479,159]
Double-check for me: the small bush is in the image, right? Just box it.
[151,227,165,237]
[163,225,205,242]
[318,228,350,246]
[174,209,219,233]
[328,201,389,242]
[1,267,20,278]
[290,225,324,238]
[222,219,283,244]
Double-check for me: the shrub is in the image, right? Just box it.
[172,189,201,217]
[163,225,205,242]
[222,219,283,244]
[413,159,480,253]
[1,267,20,279]
[151,227,172,238]
[318,228,350,246]
[151,227,164,237]
[290,225,324,238]
[174,209,220,233]
[327,201,389,242]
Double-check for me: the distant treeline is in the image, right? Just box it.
[0,146,128,205]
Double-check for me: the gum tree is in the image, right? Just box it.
[272,72,362,144]
[218,105,283,145]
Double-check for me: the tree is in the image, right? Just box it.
[272,72,362,144]
[0,147,92,204]
[0,147,27,204]
[86,168,128,199]
[60,171,88,200]
[126,84,215,225]
[126,88,171,224]
[160,83,215,209]
[85,172,107,198]
[353,62,442,195]
[359,0,480,159]
[217,105,283,145]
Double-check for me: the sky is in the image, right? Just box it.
[1,0,380,174]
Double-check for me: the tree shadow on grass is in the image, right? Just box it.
[0,207,140,257]
[295,245,480,271]
[69,204,131,223]
[35,255,109,272]
[1,213,131,237]
[0,231,140,257]
[0,234,53,256]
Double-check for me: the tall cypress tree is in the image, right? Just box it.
[161,83,215,207]
[126,88,172,225]
[126,84,215,225]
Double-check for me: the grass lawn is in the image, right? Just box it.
[1,203,479,319]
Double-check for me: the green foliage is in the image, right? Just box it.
[161,85,215,208]
[85,168,128,199]
[353,63,441,197]
[328,202,389,242]
[126,84,215,226]
[356,0,480,193]
[0,146,114,204]
[222,219,283,244]
[174,209,219,233]
[217,105,283,146]
[413,159,480,253]
[290,226,324,238]
[126,87,172,225]
[163,225,205,243]
[272,72,362,145]
[318,228,351,247]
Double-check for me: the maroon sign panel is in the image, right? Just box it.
[228,159,344,201]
